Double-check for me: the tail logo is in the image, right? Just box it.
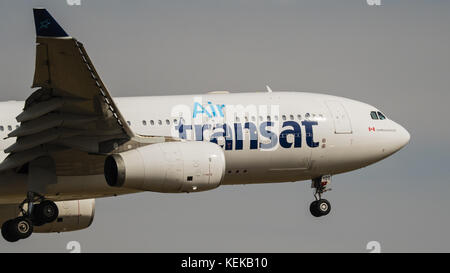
[39,19,51,30]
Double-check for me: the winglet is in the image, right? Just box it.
[33,8,69,38]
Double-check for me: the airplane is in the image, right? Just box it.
[0,8,410,243]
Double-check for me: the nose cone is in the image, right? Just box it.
[378,121,411,158]
[382,122,410,156]
[396,124,411,150]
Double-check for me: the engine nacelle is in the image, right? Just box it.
[34,199,95,233]
[104,141,226,193]
[0,199,95,233]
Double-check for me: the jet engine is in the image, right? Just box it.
[0,199,95,233]
[104,141,226,193]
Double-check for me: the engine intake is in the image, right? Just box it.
[104,141,226,193]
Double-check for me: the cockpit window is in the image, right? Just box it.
[377,112,387,120]
[370,111,379,120]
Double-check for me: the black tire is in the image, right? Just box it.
[309,201,322,217]
[36,200,59,223]
[31,204,46,226]
[1,220,20,242]
[9,217,33,240]
[316,199,331,216]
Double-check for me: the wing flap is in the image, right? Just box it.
[9,113,97,138]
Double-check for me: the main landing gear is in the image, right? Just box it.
[309,175,332,217]
[1,192,59,242]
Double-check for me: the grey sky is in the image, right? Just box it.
[0,0,449,252]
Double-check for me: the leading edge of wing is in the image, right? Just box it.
[33,8,69,38]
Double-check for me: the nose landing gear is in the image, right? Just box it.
[1,192,59,242]
[309,175,332,217]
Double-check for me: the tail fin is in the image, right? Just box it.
[33,8,69,38]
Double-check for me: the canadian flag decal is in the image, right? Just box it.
[368,127,376,132]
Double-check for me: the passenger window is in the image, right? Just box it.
[0,126,3,131]
[289,115,294,120]
[7,125,12,131]
[377,112,386,120]
[282,115,286,121]
[297,114,302,120]
[142,120,147,126]
[166,119,170,125]
[158,120,162,125]
[370,111,379,120]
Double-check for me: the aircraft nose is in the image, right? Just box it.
[396,124,411,150]
[378,122,410,157]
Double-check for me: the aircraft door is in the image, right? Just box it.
[325,101,353,134]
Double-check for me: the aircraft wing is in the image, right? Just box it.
[0,9,169,176]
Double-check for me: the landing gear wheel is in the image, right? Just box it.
[1,220,20,242]
[317,199,331,216]
[309,199,331,217]
[2,192,54,242]
[309,201,322,217]
[33,200,59,224]
[12,217,33,239]
[2,217,33,241]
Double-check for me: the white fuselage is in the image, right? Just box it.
[0,92,410,204]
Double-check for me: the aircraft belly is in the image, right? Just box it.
[221,148,312,185]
